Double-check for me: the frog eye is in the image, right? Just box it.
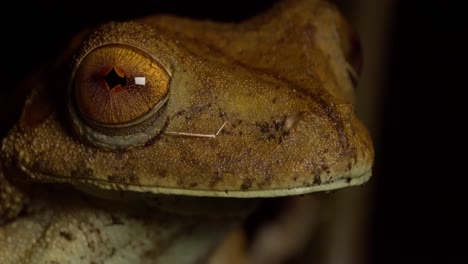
[68,44,171,149]
[74,44,170,125]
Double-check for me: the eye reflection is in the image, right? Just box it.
[134,77,146,85]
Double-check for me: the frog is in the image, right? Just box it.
[0,0,373,262]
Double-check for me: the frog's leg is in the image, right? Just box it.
[0,165,28,223]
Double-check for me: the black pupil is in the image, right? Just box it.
[104,68,127,89]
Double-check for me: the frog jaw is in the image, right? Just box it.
[16,161,371,198]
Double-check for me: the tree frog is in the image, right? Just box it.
[0,0,373,262]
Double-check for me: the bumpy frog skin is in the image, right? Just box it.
[2,0,373,198]
[0,0,373,262]
[0,184,248,264]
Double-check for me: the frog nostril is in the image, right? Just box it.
[104,67,127,91]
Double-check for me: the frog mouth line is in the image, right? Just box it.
[19,164,372,198]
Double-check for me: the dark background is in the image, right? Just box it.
[1,0,465,263]
[368,1,464,263]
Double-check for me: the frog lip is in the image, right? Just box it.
[19,163,372,198]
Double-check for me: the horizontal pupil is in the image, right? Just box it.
[104,67,127,90]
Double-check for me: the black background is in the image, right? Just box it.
[369,1,465,263]
[1,0,465,263]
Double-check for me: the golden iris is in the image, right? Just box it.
[73,44,170,125]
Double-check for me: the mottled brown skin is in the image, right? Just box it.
[1,0,373,198]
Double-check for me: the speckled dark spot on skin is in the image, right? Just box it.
[241,178,253,190]
[278,131,289,144]
[315,97,349,152]
[144,118,169,147]
[209,172,222,188]
[255,117,290,143]
[256,121,270,133]
[107,173,139,184]
[172,103,212,121]
[220,129,233,136]
[346,177,352,183]
[59,231,74,241]
[176,178,186,187]
[273,117,285,131]
[179,148,202,169]
[143,133,161,147]
[321,164,331,174]
[313,168,322,185]
[303,180,313,187]
[222,119,243,136]
[231,119,243,127]
[347,162,352,171]
[70,167,94,178]
[157,169,168,178]
[218,108,227,118]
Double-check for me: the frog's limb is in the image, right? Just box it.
[0,165,28,223]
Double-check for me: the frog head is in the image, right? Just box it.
[1,15,372,197]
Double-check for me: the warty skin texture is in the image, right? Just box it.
[1,0,373,197]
